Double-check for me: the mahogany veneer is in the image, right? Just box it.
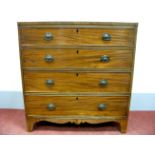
[18,22,138,133]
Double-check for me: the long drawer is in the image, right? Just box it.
[23,71,131,93]
[25,95,129,116]
[21,49,133,69]
[19,28,135,46]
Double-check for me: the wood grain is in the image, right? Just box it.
[26,116,127,132]
[23,71,131,93]
[21,49,133,69]
[18,21,138,27]
[25,95,129,116]
[19,28,135,47]
[17,22,138,133]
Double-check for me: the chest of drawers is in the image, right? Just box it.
[18,22,138,133]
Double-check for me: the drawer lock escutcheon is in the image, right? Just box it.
[45,79,55,86]
[100,55,110,62]
[44,32,53,41]
[102,33,111,41]
[47,103,56,111]
[98,103,107,111]
[100,80,108,86]
[44,54,54,62]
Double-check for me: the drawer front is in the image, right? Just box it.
[23,71,131,93]
[25,95,129,116]
[22,49,133,69]
[19,28,135,46]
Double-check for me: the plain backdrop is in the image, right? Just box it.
[0,0,155,93]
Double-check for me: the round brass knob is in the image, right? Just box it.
[100,80,108,86]
[45,79,55,86]
[100,55,110,62]
[47,103,56,111]
[98,103,106,111]
[44,32,53,41]
[102,33,111,41]
[44,55,54,62]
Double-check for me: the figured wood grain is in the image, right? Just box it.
[17,22,138,132]
[19,28,135,47]
[21,49,133,69]
[25,95,129,116]
[23,71,131,93]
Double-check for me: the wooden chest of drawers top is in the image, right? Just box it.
[18,22,138,132]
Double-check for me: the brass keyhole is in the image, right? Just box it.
[76,28,79,33]
[76,97,79,100]
[76,50,79,54]
[76,73,79,77]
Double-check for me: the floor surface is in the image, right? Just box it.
[0,109,154,135]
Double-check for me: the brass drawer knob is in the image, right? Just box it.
[100,55,110,62]
[102,33,111,41]
[100,80,108,86]
[44,54,54,62]
[47,103,56,111]
[98,103,106,111]
[44,32,53,41]
[45,79,55,86]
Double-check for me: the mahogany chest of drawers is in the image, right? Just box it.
[18,22,138,133]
